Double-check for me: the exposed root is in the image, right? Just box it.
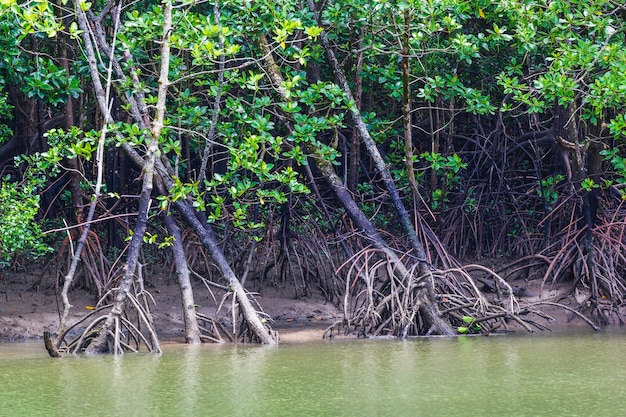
[51,284,160,355]
[529,301,601,331]
[196,312,229,343]
[213,289,278,344]
[336,247,561,337]
[529,223,626,325]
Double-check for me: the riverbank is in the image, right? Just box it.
[0,268,343,343]
[0,267,608,344]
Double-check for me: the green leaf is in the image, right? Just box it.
[79,1,91,11]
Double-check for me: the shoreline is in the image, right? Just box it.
[0,271,614,345]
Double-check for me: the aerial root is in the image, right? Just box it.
[335,248,571,338]
[210,289,277,344]
[50,289,160,355]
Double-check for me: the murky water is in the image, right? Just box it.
[2,329,626,416]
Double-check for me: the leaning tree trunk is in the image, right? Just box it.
[257,35,455,336]
[174,202,277,345]
[81,0,173,353]
[313,156,456,335]
[68,0,277,349]
[307,0,429,265]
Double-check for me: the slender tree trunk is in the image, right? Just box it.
[401,9,421,210]
[83,0,172,353]
[313,151,455,336]
[59,27,85,223]
[198,0,224,185]
[55,1,118,340]
[348,31,364,193]
[163,212,201,344]
[257,34,455,336]
[76,2,276,347]
[307,0,429,264]
[174,202,277,345]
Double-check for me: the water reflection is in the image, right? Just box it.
[225,345,274,414]
[178,344,200,414]
[2,330,626,416]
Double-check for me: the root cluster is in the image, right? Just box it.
[325,248,601,339]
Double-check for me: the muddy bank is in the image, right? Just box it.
[0,270,342,343]
[0,269,609,344]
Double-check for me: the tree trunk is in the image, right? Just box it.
[307,0,429,264]
[174,202,277,345]
[401,9,423,214]
[257,33,455,336]
[198,0,224,186]
[59,26,85,224]
[81,0,169,353]
[313,155,456,336]
[67,0,278,350]
[55,2,116,341]
[348,30,364,193]
[163,212,201,344]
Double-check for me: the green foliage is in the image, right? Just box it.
[31,1,587,245]
[418,152,468,210]
[0,93,13,145]
[491,0,626,126]
[537,175,565,210]
[2,0,626,263]
[0,179,51,267]
[0,0,61,39]
[600,148,626,177]
[0,127,93,266]
[600,147,626,197]
[457,315,482,334]
[113,3,349,233]
[0,0,80,147]
[22,57,82,105]
[607,115,626,140]
[580,178,599,192]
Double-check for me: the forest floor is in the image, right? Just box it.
[0,261,610,345]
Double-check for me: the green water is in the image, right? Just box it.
[1,330,626,416]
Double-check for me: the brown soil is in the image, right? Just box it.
[0,266,606,345]
[0,268,343,344]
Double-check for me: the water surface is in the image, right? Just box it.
[1,329,625,416]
